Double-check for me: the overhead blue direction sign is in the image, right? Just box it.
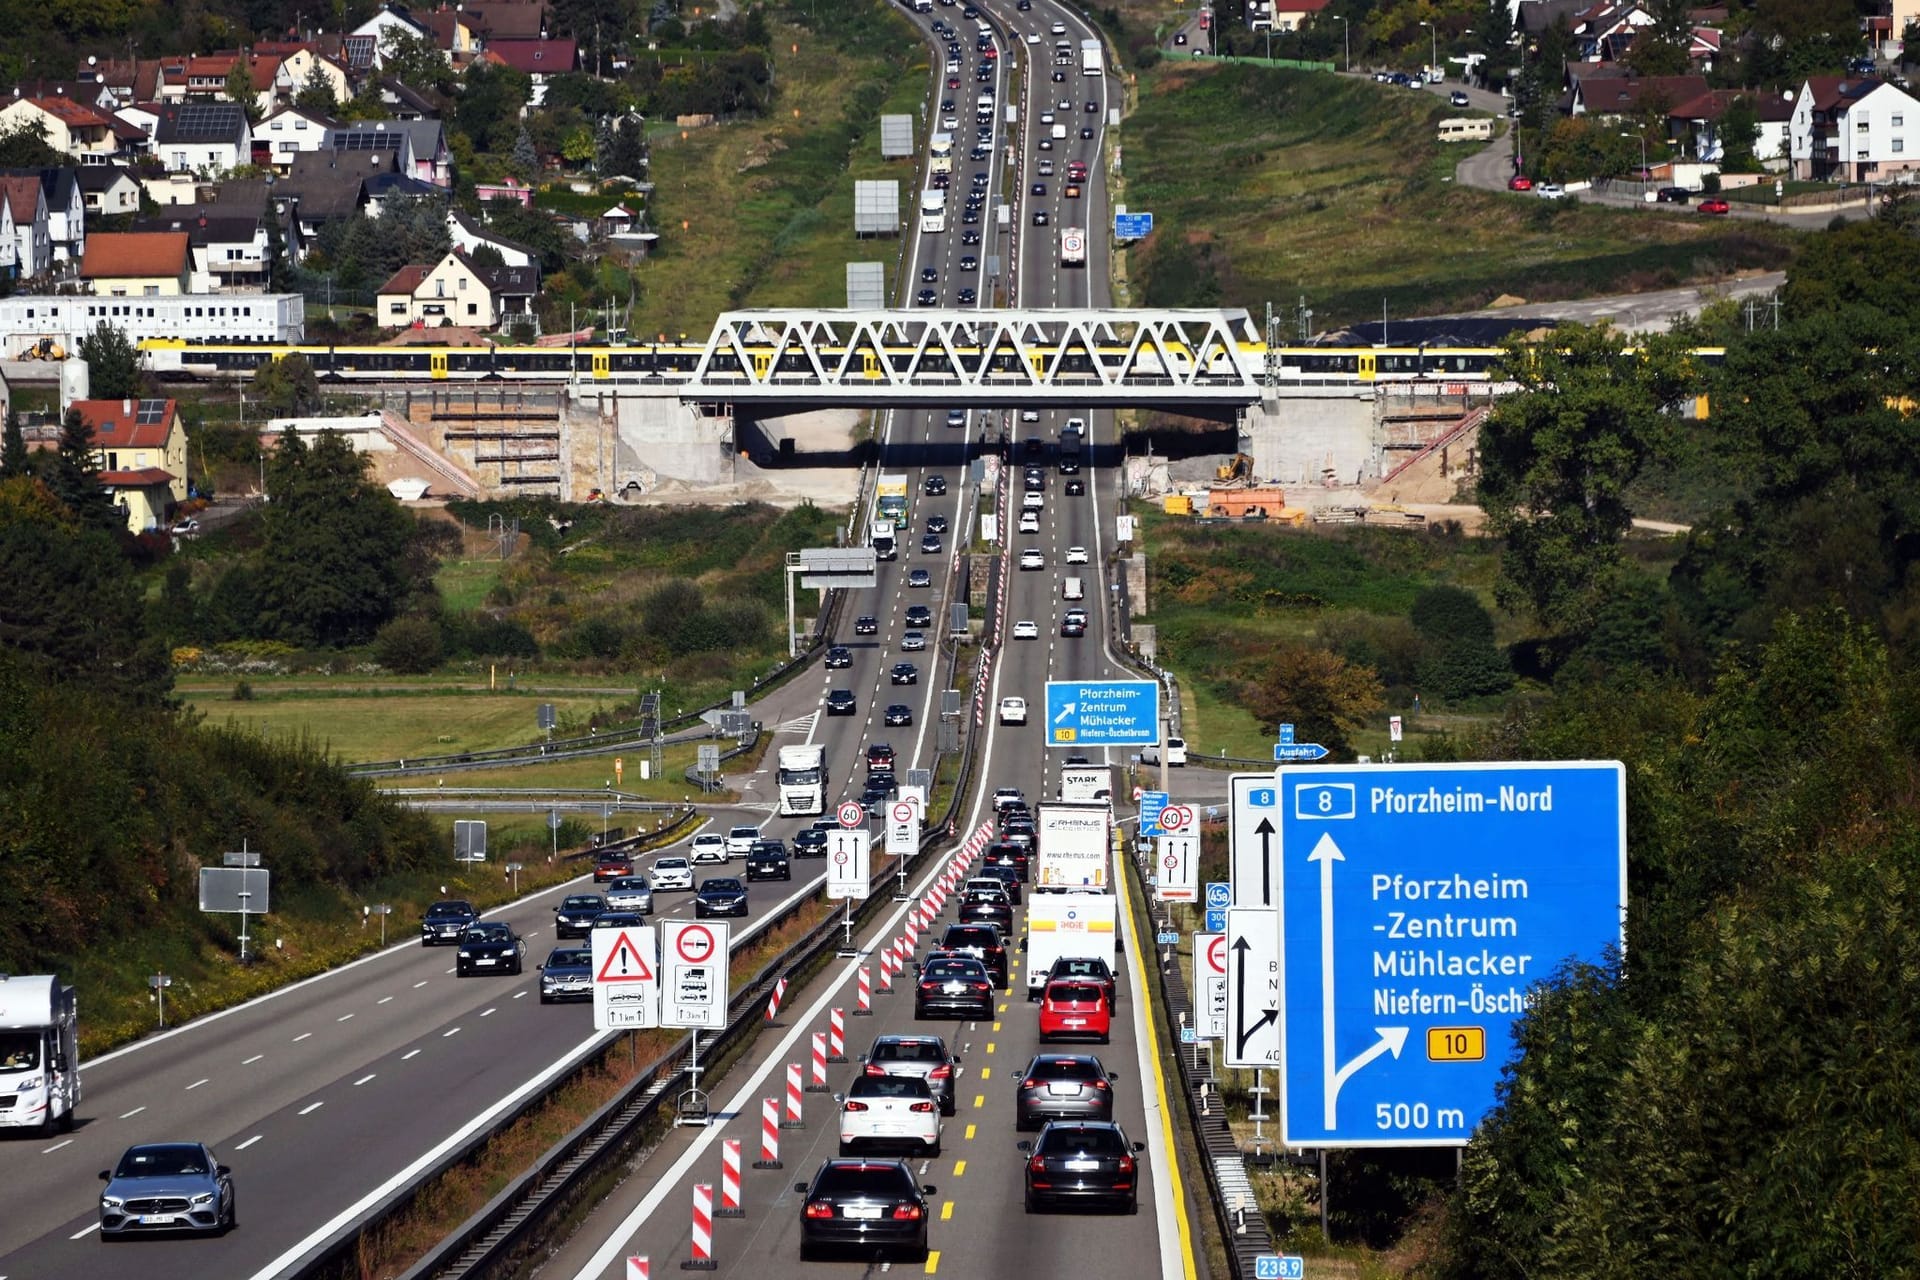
[1276,761,1626,1148]
[1114,211,1154,239]
[1045,679,1159,747]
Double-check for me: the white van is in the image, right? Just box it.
[1050,123,1067,141]
[1062,576,1084,601]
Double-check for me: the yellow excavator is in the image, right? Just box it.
[20,338,67,360]
[1215,452,1255,485]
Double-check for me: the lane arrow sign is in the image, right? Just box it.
[1255,817,1275,906]
[1053,700,1077,724]
[1309,831,1345,1125]
[1231,935,1278,1060]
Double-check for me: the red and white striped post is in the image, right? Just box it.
[681,1184,716,1271]
[905,915,921,949]
[783,1063,805,1128]
[765,976,788,1024]
[807,1032,830,1092]
[627,1258,650,1280]
[753,1096,782,1168]
[717,1138,745,1218]
[853,966,873,1015]
[827,1007,848,1062]
[878,948,896,995]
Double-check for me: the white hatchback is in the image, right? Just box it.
[838,1074,941,1155]
[1013,620,1039,639]
[999,696,1028,725]
[691,833,729,864]
[1065,546,1089,564]
[1019,548,1045,569]
[652,856,694,891]
[1019,513,1041,535]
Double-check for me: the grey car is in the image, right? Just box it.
[864,1033,960,1115]
[98,1142,235,1237]
[603,876,653,914]
[1015,1053,1119,1130]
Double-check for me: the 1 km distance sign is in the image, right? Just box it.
[1158,804,1197,834]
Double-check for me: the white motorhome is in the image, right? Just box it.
[0,974,80,1135]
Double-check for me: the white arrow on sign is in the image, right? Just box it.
[1308,832,1409,1127]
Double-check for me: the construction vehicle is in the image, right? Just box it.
[1215,452,1255,485]
[20,338,66,360]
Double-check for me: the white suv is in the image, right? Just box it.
[1065,546,1089,564]
[725,825,760,858]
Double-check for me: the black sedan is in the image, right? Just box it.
[958,287,977,304]
[924,475,948,495]
[827,690,857,715]
[795,1158,936,1262]
[958,892,1013,933]
[915,954,995,1019]
[916,289,937,306]
[825,645,853,669]
[907,568,932,587]
[1015,1054,1119,1130]
[961,229,982,244]
[884,703,915,726]
[905,604,934,628]
[855,614,880,635]
[456,921,527,977]
[538,946,593,1003]
[694,877,750,918]
[553,893,608,939]
[97,1142,236,1238]
[922,532,943,554]
[746,839,792,881]
[1019,1121,1145,1213]
[890,662,919,685]
[421,898,479,946]
[927,514,949,534]
[794,826,829,857]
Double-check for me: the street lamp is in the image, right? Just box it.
[1334,14,1350,72]
[1419,20,1436,80]
[1621,130,1647,189]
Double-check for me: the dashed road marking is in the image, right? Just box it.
[298,1101,324,1116]
[118,1107,145,1119]
[402,1049,422,1060]
[354,1074,377,1087]
[293,1032,312,1043]
[242,1054,263,1065]
[234,1135,262,1150]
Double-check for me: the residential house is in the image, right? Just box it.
[277,150,376,240]
[1792,75,1920,181]
[134,209,276,292]
[311,32,381,80]
[351,5,437,68]
[1568,71,1711,119]
[418,7,483,59]
[3,175,51,280]
[362,170,446,216]
[0,97,121,165]
[92,57,166,108]
[0,195,14,279]
[81,230,192,295]
[176,53,280,117]
[1246,0,1327,30]
[1688,26,1722,73]
[75,165,144,217]
[455,0,553,42]
[3,78,119,112]
[484,39,576,105]
[377,78,441,119]
[113,102,162,151]
[474,176,534,206]
[1570,1,1654,62]
[255,43,353,108]
[397,119,450,184]
[377,247,537,328]
[153,102,252,176]
[0,168,86,263]
[324,121,418,178]
[257,104,341,169]
[1756,88,1797,168]
[74,397,189,506]
[448,206,538,266]
[1517,0,1593,35]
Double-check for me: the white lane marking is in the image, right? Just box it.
[185,1078,209,1091]
[337,1013,354,1022]
[242,1054,263,1065]
[353,1074,377,1087]
[298,1102,325,1115]
[480,1007,497,1018]
[69,1222,99,1240]
[413,981,429,989]
[293,1032,312,1043]
[377,996,394,1005]
[118,1107,145,1119]
[513,990,528,999]
[41,1138,73,1153]
[234,1135,262,1150]
[445,968,457,975]
[401,1049,422,1061]
[442,1027,460,1038]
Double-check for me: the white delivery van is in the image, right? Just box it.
[1062,577,1084,601]
[1051,123,1068,141]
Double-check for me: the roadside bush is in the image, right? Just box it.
[1409,585,1511,702]
[1700,172,1721,193]
[372,614,445,673]
[441,611,540,659]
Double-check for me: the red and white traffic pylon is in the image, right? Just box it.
[783,1063,804,1128]
[827,1007,848,1062]
[754,1097,782,1168]
[717,1139,745,1218]
[627,1258,650,1280]
[765,976,788,1024]
[681,1184,716,1271]
[878,949,896,995]
[853,966,873,1015]
[905,916,921,949]
[807,1032,830,1092]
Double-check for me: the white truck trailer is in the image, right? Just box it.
[0,974,80,1134]
[1025,892,1118,999]
[1035,801,1112,891]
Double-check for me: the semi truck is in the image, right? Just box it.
[1080,37,1104,76]
[1035,801,1112,891]
[777,744,827,816]
[0,974,80,1135]
[1060,226,1086,268]
[1026,892,1118,999]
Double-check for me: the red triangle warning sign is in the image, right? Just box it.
[597,931,655,982]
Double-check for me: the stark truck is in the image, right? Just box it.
[1025,892,1118,999]
[777,744,827,816]
[0,974,80,1134]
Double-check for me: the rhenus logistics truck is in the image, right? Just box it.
[1026,802,1119,998]
[0,974,80,1135]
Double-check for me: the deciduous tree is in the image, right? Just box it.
[1243,643,1382,757]
[78,323,141,400]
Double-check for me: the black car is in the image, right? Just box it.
[927,514,949,535]
[924,475,948,496]
[920,532,943,555]
[891,662,919,685]
[855,614,880,635]
[421,899,479,946]
[958,287,977,304]
[553,893,608,939]
[1065,477,1086,495]
[905,604,934,628]
[747,839,792,881]
[983,843,1031,882]
[538,946,593,1003]
[825,645,853,669]
[915,954,996,1019]
[1656,186,1691,203]
[939,922,1009,986]
[827,689,857,715]
[907,568,932,588]
[794,826,829,857]
[795,1159,936,1262]
[863,776,896,805]
[958,892,1013,934]
[961,228,982,244]
[694,877,749,918]
[456,921,527,976]
[921,266,939,283]
[884,703,914,726]
[1015,1054,1120,1130]
[1019,1121,1145,1213]
[1080,125,1094,139]
[916,289,937,306]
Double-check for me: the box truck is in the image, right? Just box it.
[0,974,80,1134]
[1026,892,1118,999]
[1035,801,1111,890]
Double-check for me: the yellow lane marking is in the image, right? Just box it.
[941,1201,954,1220]
[998,1002,1009,1013]
[993,1021,1002,1032]
[973,1094,985,1108]
[965,1123,976,1140]
[954,1159,966,1177]
[926,1249,942,1273]
[986,1042,995,1054]
[980,1067,991,1080]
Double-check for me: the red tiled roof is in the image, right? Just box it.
[1,174,42,221]
[98,467,177,487]
[81,231,191,279]
[72,399,180,450]
[379,263,433,295]
[26,97,113,128]
[1270,0,1329,11]
[484,39,577,74]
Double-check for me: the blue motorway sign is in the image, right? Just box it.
[1139,789,1170,838]
[1276,761,1625,1148]
[1114,211,1153,239]
[1206,882,1231,910]
[1273,722,1329,763]
[1206,907,1227,933]
[1045,679,1159,747]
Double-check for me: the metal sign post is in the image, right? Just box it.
[506,861,525,894]
[367,903,392,945]
[149,973,171,1028]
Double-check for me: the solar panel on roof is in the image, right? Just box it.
[333,131,400,151]
[136,400,166,425]
[170,102,242,138]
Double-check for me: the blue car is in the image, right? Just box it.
[539,946,593,1003]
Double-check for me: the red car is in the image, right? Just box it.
[1698,197,1731,215]
[1508,174,1533,191]
[593,852,634,883]
[1038,979,1111,1043]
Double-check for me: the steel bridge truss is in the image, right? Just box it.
[682,308,1268,410]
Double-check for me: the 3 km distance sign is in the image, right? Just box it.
[660,919,729,1030]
